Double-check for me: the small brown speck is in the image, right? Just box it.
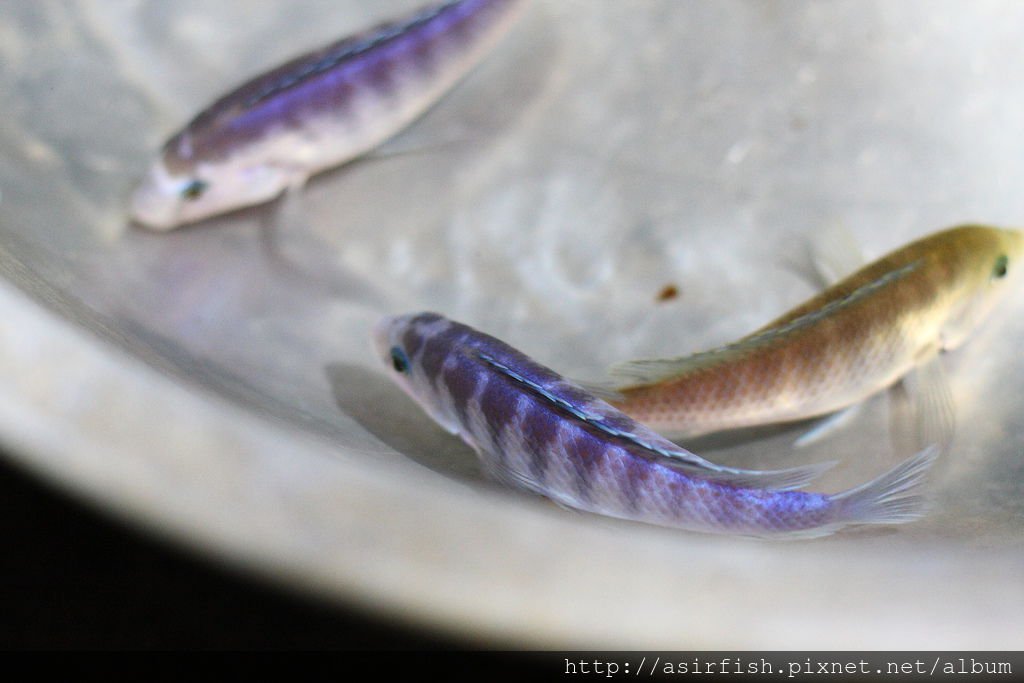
[656,284,680,303]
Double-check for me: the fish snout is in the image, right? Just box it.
[371,315,402,362]
[129,162,187,231]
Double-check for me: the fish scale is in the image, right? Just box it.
[373,312,937,537]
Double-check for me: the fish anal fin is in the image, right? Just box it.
[793,403,864,449]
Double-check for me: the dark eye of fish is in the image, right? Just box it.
[390,346,410,374]
[994,254,1009,279]
[181,179,208,201]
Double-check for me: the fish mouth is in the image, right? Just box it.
[130,164,185,231]
[371,315,400,360]
[130,190,179,231]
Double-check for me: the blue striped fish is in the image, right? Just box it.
[132,0,527,229]
[373,312,938,537]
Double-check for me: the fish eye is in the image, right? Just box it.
[181,179,208,201]
[390,346,410,374]
[994,254,1009,279]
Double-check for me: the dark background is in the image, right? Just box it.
[0,453,458,650]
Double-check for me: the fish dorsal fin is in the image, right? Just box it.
[809,221,868,286]
[570,379,625,403]
[608,346,754,386]
[610,259,923,387]
[242,1,461,109]
[477,353,833,491]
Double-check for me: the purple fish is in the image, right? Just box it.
[132,0,527,229]
[373,312,938,537]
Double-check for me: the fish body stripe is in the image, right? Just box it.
[744,260,922,348]
[241,1,465,109]
[477,353,707,464]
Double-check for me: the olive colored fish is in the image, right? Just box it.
[607,225,1024,444]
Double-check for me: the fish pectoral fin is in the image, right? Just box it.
[261,176,311,245]
[793,404,864,448]
[277,174,311,228]
[480,454,584,509]
[481,456,536,491]
[887,378,915,457]
[911,354,956,453]
[808,220,867,287]
[889,352,956,457]
[370,130,480,162]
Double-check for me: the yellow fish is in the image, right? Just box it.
[607,225,1024,447]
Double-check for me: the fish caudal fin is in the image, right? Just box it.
[832,445,939,526]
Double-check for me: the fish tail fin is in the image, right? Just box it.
[831,445,940,526]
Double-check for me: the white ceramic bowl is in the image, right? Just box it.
[0,0,1021,647]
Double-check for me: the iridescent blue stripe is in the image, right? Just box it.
[243,0,464,108]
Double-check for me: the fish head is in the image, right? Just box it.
[939,225,1024,350]
[372,312,464,434]
[130,141,292,230]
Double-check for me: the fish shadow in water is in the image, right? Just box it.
[681,422,805,453]
[677,421,831,473]
[258,198,393,309]
[324,362,485,483]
